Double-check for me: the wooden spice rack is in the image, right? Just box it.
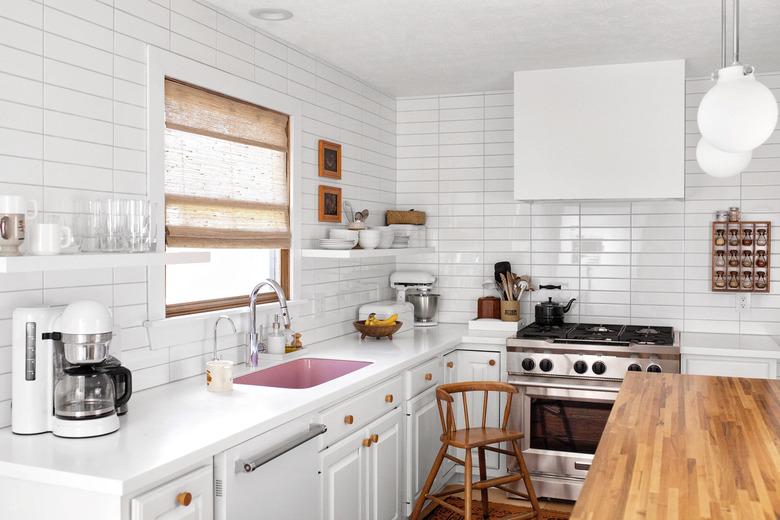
[711,221,771,292]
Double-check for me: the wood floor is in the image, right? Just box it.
[424,486,575,516]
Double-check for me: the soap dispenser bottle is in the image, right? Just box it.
[267,314,286,355]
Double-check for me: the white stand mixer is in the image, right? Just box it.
[390,271,439,327]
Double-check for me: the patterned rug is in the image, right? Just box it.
[425,497,571,520]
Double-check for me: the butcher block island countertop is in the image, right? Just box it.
[570,372,780,520]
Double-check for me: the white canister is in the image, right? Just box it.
[206,359,233,392]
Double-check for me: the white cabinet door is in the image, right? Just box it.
[405,387,442,513]
[454,350,502,469]
[131,466,213,520]
[367,408,403,520]
[320,429,368,520]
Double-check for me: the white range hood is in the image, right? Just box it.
[513,60,685,200]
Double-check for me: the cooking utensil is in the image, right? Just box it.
[494,261,512,285]
[344,201,355,223]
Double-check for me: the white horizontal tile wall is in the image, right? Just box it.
[397,74,780,331]
[0,0,395,427]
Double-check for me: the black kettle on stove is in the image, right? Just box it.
[534,285,575,326]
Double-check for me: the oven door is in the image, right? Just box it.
[507,376,620,482]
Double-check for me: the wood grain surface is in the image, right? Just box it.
[571,372,780,520]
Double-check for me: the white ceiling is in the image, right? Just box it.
[208,0,780,97]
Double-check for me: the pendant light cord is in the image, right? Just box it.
[732,0,740,65]
[721,0,727,68]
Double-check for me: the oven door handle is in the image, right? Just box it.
[509,379,621,393]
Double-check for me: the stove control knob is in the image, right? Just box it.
[592,361,606,375]
[627,363,642,372]
[539,359,553,372]
[647,364,662,373]
[573,360,588,374]
[521,358,535,371]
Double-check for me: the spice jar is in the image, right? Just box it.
[756,250,767,268]
[715,210,729,222]
[715,229,726,246]
[742,251,753,267]
[728,250,740,267]
[728,207,741,222]
[728,229,740,246]
[715,272,726,288]
[756,272,767,289]
[757,229,768,246]
[742,272,753,289]
[729,271,740,288]
[715,250,726,267]
[742,229,753,246]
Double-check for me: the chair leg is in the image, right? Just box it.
[463,448,473,520]
[511,440,541,517]
[410,443,448,520]
[477,447,489,520]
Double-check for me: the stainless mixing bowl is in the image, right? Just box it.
[407,292,439,323]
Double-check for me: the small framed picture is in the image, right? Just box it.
[318,140,342,179]
[318,185,342,223]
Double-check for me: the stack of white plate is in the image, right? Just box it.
[391,235,410,249]
[319,238,356,250]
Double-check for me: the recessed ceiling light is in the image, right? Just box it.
[249,8,293,21]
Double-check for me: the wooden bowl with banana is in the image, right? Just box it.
[353,313,402,340]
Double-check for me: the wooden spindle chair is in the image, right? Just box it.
[410,381,541,520]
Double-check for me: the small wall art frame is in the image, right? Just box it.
[318,185,342,223]
[318,139,342,179]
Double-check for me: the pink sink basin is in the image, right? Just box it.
[234,358,373,389]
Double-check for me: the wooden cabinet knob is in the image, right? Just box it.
[344,415,354,425]
[385,394,394,403]
[489,359,496,366]
[370,433,379,443]
[424,373,433,381]
[362,438,372,447]
[176,492,192,507]
[447,361,454,368]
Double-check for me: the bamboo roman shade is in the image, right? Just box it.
[163,79,290,248]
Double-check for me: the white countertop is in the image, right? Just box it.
[681,332,780,359]
[0,324,507,496]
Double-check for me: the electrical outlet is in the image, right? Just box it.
[737,293,751,311]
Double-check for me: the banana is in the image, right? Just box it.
[364,313,398,326]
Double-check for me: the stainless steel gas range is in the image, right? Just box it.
[505,322,680,501]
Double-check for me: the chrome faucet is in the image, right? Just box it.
[248,278,290,367]
[213,315,237,360]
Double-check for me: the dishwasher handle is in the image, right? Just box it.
[236,423,327,474]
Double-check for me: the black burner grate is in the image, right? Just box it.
[619,325,674,345]
[516,323,575,339]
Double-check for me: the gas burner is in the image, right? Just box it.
[619,325,674,346]
[516,322,575,340]
[568,323,624,342]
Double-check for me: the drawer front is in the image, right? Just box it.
[405,356,443,399]
[319,375,403,448]
[131,465,213,520]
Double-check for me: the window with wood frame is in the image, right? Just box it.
[163,78,290,317]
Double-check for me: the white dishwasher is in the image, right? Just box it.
[214,415,326,520]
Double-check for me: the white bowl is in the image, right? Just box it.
[359,230,381,249]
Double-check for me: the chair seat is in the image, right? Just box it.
[442,427,524,449]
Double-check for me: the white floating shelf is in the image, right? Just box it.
[0,251,210,273]
[301,247,435,259]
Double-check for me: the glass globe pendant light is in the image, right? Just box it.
[697,0,778,154]
[696,137,752,178]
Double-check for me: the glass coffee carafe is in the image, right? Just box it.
[54,365,132,420]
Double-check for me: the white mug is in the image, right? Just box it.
[0,195,39,256]
[27,223,74,255]
[206,360,233,392]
